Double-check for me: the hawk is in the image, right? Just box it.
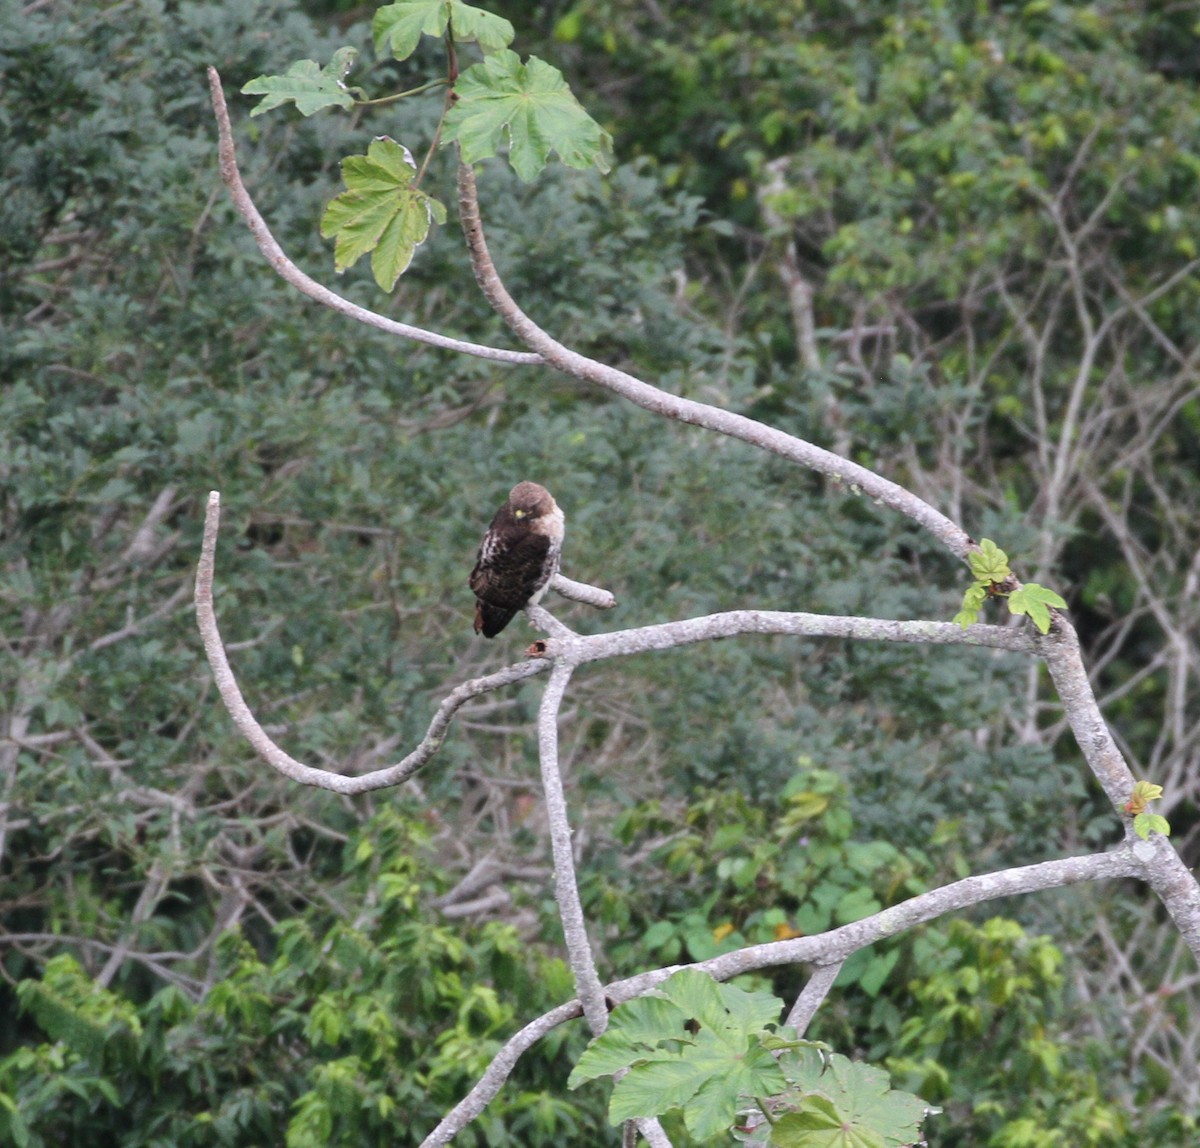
[469,482,565,638]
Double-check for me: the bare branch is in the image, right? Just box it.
[418,1000,584,1148]
[537,661,609,1032]
[195,491,549,793]
[538,611,1038,665]
[455,163,975,561]
[636,849,1146,987]
[759,157,821,374]
[550,571,617,611]
[122,483,180,563]
[423,848,1142,1141]
[635,1118,675,1147]
[90,578,192,652]
[1042,628,1200,961]
[200,487,1014,798]
[205,68,542,367]
[785,962,844,1035]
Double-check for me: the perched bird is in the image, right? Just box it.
[469,482,565,638]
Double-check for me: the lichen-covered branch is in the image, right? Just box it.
[537,611,1037,664]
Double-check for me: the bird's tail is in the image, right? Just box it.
[474,600,519,638]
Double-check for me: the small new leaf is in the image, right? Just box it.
[242,47,358,117]
[967,538,1011,584]
[1126,780,1166,818]
[444,50,613,181]
[1007,583,1067,634]
[1134,812,1171,841]
[954,582,988,628]
[1132,780,1164,804]
[373,0,514,62]
[320,137,447,291]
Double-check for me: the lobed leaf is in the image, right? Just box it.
[242,47,358,117]
[1134,812,1171,840]
[373,0,513,61]
[967,538,1010,584]
[770,1053,932,1147]
[443,50,613,180]
[571,971,787,1133]
[1007,583,1067,634]
[320,137,447,290]
[954,581,988,628]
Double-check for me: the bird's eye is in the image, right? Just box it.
[514,509,527,518]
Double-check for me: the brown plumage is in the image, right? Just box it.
[469,482,565,638]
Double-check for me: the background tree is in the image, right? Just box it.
[1,0,1198,1144]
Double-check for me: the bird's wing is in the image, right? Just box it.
[469,529,553,609]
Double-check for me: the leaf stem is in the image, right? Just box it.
[413,34,458,188]
[355,77,449,107]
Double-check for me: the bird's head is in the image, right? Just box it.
[508,482,557,521]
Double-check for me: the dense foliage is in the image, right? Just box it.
[2,0,1197,1143]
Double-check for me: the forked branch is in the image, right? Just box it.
[206,67,542,367]
[201,60,1200,1148]
[419,846,1143,1146]
[196,491,1032,797]
[194,491,549,792]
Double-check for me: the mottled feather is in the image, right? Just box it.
[469,482,564,638]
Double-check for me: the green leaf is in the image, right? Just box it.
[1007,583,1067,634]
[771,1053,932,1147]
[967,538,1010,584]
[1134,812,1171,840]
[242,48,358,117]
[856,949,900,998]
[567,995,686,1086]
[954,582,987,628]
[320,137,447,290]
[771,1093,887,1147]
[607,1054,714,1125]
[443,50,613,180]
[570,970,788,1135]
[1131,780,1164,804]
[372,0,514,62]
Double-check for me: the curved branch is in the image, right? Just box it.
[205,68,542,367]
[456,162,974,561]
[195,491,548,792]
[619,848,1144,991]
[1042,626,1200,960]
[200,487,1014,797]
[422,847,1143,1142]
